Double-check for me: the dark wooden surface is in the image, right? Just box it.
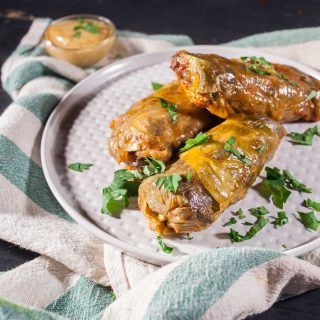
[1,0,320,318]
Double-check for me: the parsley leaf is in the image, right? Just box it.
[283,170,312,193]
[262,167,292,209]
[156,173,182,193]
[223,136,252,166]
[183,233,193,240]
[275,211,288,227]
[151,82,164,90]
[305,198,320,212]
[249,206,269,218]
[156,236,174,254]
[298,211,320,231]
[68,163,93,172]
[101,169,141,216]
[234,208,246,219]
[287,126,320,145]
[159,98,177,122]
[143,157,166,177]
[223,217,237,227]
[307,90,319,100]
[186,171,193,181]
[179,132,210,153]
[229,217,269,242]
[242,221,254,226]
[73,19,100,38]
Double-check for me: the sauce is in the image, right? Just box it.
[44,16,116,67]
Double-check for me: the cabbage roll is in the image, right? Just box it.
[109,81,214,167]
[138,116,286,235]
[171,51,320,122]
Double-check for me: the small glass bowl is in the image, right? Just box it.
[44,14,116,68]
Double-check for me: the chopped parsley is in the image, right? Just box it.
[186,171,193,181]
[101,169,142,215]
[287,126,320,145]
[68,163,93,172]
[223,217,237,227]
[242,221,254,226]
[307,90,319,100]
[229,217,269,242]
[183,233,193,240]
[234,208,246,219]
[159,98,177,122]
[249,206,269,218]
[274,211,288,227]
[262,167,291,209]
[73,18,99,38]
[156,236,174,254]
[223,136,252,166]
[283,170,312,193]
[151,82,164,90]
[305,198,320,212]
[258,145,265,154]
[179,132,210,153]
[156,173,182,193]
[298,211,320,231]
[143,157,166,177]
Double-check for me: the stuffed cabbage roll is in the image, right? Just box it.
[138,116,285,235]
[109,81,215,167]
[171,51,320,122]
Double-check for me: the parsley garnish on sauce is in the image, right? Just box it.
[298,211,320,231]
[305,199,320,212]
[224,136,252,166]
[156,236,174,254]
[156,173,182,193]
[73,18,100,38]
[275,211,288,227]
[159,98,177,122]
[179,132,210,153]
[151,82,164,90]
[223,217,237,227]
[287,126,320,145]
[307,90,319,100]
[68,163,93,172]
[229,217,269,242]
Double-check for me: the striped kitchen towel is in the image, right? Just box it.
[1,18,320,319]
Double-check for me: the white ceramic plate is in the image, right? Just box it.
[41,45,320,265]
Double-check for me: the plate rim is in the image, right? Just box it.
[41,45,320,264]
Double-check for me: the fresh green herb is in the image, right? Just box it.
[183,233,193,240]
[283,170,312,193]
[143,157,166,177]
[156,236,174,254]
[258,145,265,154]
[223,217,237,227]
[249,206,269,218]
[274,211,288,227]
[186,171,193,181]
[298,211,320,231]
[156,173,182,193]
[282,243,288,249]
[110,291,116,301]
[305,198,320,212]
[262,167,291,209]
[101,169,142,215]
[68,163,93,172]
[287,126,320,145]
[179,132,210,153]
[159,98,177,122]
[278,72,297,87]
[223,136,252,166]
[229,217,269,242]
[242,221,254,226]
[234,208,246,219]
[151,82,164,90]
[307,90,319,100]
[73,19,100,38]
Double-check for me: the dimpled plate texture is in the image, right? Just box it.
[42,46,320,265]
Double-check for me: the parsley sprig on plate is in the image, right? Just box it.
[305,198,320,212]
[287,125,320,145]
[68,163,93,172]
[298,211,320,231]
[156,235,174,254]
[151,82,163,91]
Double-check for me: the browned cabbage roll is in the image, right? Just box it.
[109,81,214,167]
[171,51,320,122]
[138,116,286,235]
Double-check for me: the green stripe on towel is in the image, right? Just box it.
[0,135,73,222]
[46,276,115,320]
[144,248,281,320]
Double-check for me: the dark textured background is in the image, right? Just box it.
[1,0,320,318]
